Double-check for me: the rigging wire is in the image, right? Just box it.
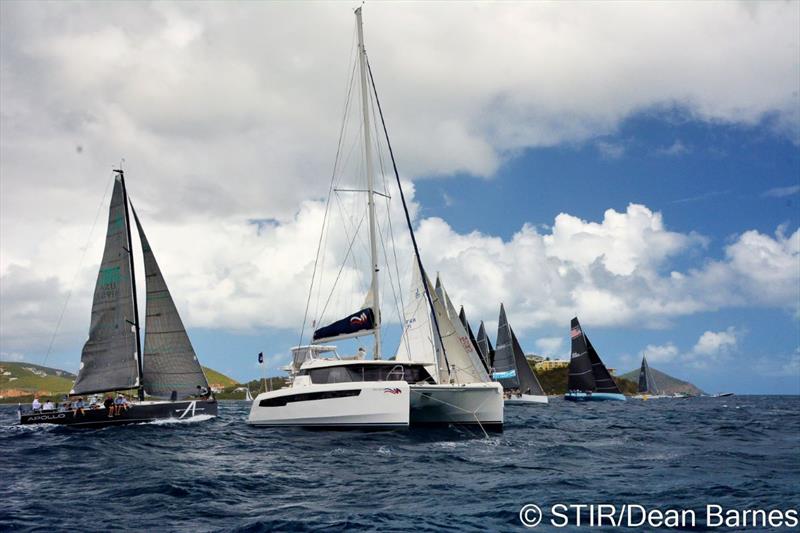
[366,56,452,374]
[41,171,114,368]
[298,26,358,347]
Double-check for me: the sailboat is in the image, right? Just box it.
[492,304,548,404]
[633,354,667,399]
[19,170,217,427]
[459,306,490,373]
[475,321,495,371]
[564,317,626,402]
[247,8,503,431]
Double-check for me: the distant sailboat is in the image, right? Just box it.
[245,388,254,401]
[459,306,490,373]
[19,170,217,427]
[475,321,495,371]
[493,304,548,405]
[564,317,626,402]
[633,354,667,399]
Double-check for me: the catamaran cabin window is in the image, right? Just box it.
[303,365,434,384]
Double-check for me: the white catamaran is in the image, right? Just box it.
[247,8,503,431]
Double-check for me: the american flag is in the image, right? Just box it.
[570,327,581,339]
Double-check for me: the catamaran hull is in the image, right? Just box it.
[18,399,218,428]
[505,394,549,405]
[564,392,627,402]
[247,382,410,429]
[409,382,504,431]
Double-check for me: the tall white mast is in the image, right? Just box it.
[355,7,381,359]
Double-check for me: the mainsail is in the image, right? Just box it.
[72,177,140,395]
[568,317,621,394]
[475,321,495,371]
[494,304,545,395]
[637,354,659,394]
[493,304,519,388]
[133,209,209,399]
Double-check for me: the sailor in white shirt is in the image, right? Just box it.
[43,400,55,411]
[32,398,42,411]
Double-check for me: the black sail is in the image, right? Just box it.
[509,327,545,396]
[133,209,209,399]
[493,304,520,389]
[587,336,621,393]
[638,355,659,394]
[568,317,596,392]
[459,306,488,372]
[476,321,495,370]
[72,178,140,395]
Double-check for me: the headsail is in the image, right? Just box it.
[395,259,441,379]
[459,306,488,372]
[133,209,209,399]
[637,354,659,394]
[509,323,545,396]
[435,277,491,384]
[71,177,140,395]
[475,321,495,371]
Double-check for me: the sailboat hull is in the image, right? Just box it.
[564,391,627,402]
[247,381,411,429]
[505,394,549,405]
[409,382,504,431]
[18,399,218,428]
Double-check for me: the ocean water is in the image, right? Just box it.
[1,396,798,532]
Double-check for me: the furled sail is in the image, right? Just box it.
[312,307,376,343]
[637,355,659,394]
[133,209,209,399]
[434,277,491,384]
[72,178,140,395]
[475,321,495,371]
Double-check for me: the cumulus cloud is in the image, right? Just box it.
[640,328,741,369]
[654,139,690,157]
[534,337,564,357]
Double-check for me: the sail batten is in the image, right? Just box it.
[71,178,139,395]
[133,208,209,399]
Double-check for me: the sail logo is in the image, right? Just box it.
[383,388,402,395]
[570,327,582,339]
[350,313,369,326]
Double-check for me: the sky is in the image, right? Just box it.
[1,2,798,394]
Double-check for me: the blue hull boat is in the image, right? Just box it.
[564,391,627,402]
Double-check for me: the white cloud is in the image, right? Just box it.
[596,141,625,159]
[0,352,26,362]
[762,185,800,198]
[655,139,690,156]
[534,337,564,356]
[642,343,680,363]
[692,328,738,356]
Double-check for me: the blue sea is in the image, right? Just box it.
[1,396,798,532]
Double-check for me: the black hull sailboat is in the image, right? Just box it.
[564,317,626,402]
[20,170,217,427]
[19,399,217,428]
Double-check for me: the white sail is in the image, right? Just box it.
[395,261,445,381]
[433,278,491,384]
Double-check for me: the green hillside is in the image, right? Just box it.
[0,362,76,401]
[202,366,238,388]
[620,366,704,396]
[531,363,638,396]
[0,362,240,403]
